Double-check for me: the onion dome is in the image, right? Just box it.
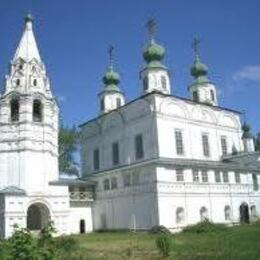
[242,123,253,139]
[25,13,34,23]
[102,66,120,86]
[190,55,209,84]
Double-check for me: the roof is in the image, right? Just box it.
[0,186,26,195]
[79,91,242,128]
[49,178,96,187]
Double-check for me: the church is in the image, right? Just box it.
[0,15,259,238]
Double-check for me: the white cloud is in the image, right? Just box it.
[232,65,260,82]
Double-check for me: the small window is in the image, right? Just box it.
[200,207,208,221]
[112,142,119,166]
[235,172,241,183]
[143,77,148,91]
[193,91,199,102]
[176,207,185,224]
[135,134,144,160]
[193,169,199,182]
[221,136,228,156]
[111,177,117,189]
[80,219,86,234]
[210,90,215,101]
[93,149,100,171]
[16,79,20,86]
[19,64,23,70]
[33,100,43,122]
[202,134,210,157]
[116,97,121,108]
[161,75,167,89]
[33,79,37,86]
[101,98,105,111]
[223,171,229,183]
[176,169,184,182]
[123,174,131,187]
[10,99,19,122]
[224,206,231,221]
[175,130,184,155]
[253,174,259,191]
[103,179,110,190]
[215,171,221,183]
[201,170,208,183]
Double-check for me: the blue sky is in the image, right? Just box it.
[0,0,259,133]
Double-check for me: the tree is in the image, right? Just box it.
[255,133,260,151]
[58,124,79,176]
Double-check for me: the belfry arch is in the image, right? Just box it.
[27,203,50,231]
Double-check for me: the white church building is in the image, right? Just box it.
[0,15,260,238]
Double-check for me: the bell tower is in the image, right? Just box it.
[0,14,59,192]
[140,19,171,95]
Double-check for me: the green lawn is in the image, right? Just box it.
[66,223,260,259]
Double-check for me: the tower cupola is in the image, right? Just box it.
[242,123,255,153]
[140,19,171,95]
[189,38,218,106]
[99,45,125,114]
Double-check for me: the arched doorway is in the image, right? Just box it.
[27,203,50,231]
[80,219,86,234]
[240,203,249,224]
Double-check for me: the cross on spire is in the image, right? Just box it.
[108,44,115,68]
[192,37,201,58]
[146,18,157,41]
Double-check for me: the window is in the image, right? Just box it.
[93,148,100,171]
[221,136,228,156]
[116,97,121,108]
[201,170,208,183]
[103,179,110,190]
[176,169,184,182]
[193,169,199,182]
[215,171,221,183]
[202,134,210,157]
[193,91,199,102]
[222,171,229,183]
[200,207,208,221]
[111,177,117,189]
[250,205,257,219]
[161,75,167,89]
[10,99,19,122]
[235,172,241,183]
[16,79,20,86]
[224,206,231,221]
[100,98,105,111]
[19,64,23,70]
[143,77,148,91]
[176,207,185,224]
[175,130,184,155]
[123,174,131,187]
[132,172,140,185]
[135,134,144,160]
[210,89,215,101]
[33,79,37,86]
[253,174,259,191]
[33,100,43,122]
[112,142,119,166]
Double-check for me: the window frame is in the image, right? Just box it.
[215,171,221,183]
[176,169,184,182]
[223,171,229,183]
[93,148,100,171]
[202,133,210,157]
[201,170,208,183]
[135,134,144,160]
[221,136,228,156]
[175,129,184,155]
[192,169,200,182]
[112,141,120,166]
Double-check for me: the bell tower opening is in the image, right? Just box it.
[33,99,43,122]
[10,99,20,122]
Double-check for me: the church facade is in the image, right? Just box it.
[0,16,259,238]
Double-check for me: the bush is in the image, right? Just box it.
[150,225,171,234]
[155,234,172,257]
[182,219,228,234]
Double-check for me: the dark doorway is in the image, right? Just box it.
[80,219,86,234]
[27,203,50,230]
[240,203,250,224]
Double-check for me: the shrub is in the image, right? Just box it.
[182,219,228,234]
[155,234,172,257]
[150,225,171,234]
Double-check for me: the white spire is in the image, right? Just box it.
[13,14,41,62]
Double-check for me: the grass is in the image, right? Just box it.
[65,222,260,259]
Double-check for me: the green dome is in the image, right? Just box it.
[242,123,253,139]
[191,56,208,77]
[25,13,34,23]
[102,66,120,86]
[143,40,165,63]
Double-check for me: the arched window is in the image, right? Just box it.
[33,79,37,87]
[116,97,121,108]
[33,100,43,122]
[200,207,208,221]
[176,207,185,224]
[210,90,215,101]
[224,206,231,221]
[10,99,19,122]
[143,77,148,91]
[193,91,199,102]
[161,75,167,89]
